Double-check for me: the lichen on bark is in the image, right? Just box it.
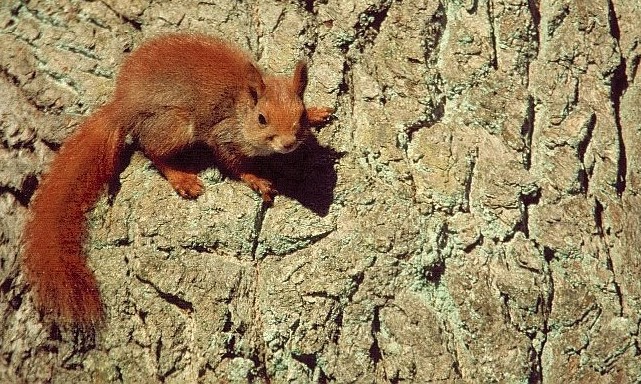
[1,0,640,382]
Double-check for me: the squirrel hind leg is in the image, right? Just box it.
[136,109,204,199]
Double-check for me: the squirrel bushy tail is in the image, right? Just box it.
[22,103,127,326]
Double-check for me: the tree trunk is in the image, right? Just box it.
[1,0,639,382]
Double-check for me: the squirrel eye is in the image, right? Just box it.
[258,113,267,125]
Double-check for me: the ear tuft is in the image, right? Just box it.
[293,60,308,96]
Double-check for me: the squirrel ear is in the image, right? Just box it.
[246,62,266,103]
[292,60,308,96]
[249,81,265,104]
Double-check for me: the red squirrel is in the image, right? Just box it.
[21,33,333,327]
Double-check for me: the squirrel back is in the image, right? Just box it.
[115,35,266,127]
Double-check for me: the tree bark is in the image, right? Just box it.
[1,0,640,382]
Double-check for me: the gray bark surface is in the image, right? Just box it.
[1,0,640,382]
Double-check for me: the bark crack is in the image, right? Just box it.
[487,0,499,70]
[136,275,194,314]
[250,200,269,259]
[98,0,143,31]
[521,95,535,170]
[351,0,393,54]
[531,245,556,384]
[462,147,478,213]
[607,0,628,197]
[369,305,384,376]
[527,0,541,57]
[576,112,596,196]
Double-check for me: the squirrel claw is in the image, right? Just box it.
[260,187,279,204]
[261,192,274,204]
[241,173,277,202]
[171,175,205,199]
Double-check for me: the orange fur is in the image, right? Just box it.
[23,104,125,326]
[21,33,333,327]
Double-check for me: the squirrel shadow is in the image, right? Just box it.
[161,134,343,217]
[254,135,343,217]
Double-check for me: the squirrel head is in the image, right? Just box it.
[240,60,308,156]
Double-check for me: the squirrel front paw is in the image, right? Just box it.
[240,173,278,203]
[305,106,334,126]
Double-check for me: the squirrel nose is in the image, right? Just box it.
[277,137,299,153]
[283,140,298,151]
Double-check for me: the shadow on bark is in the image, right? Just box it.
[158,134,343,216]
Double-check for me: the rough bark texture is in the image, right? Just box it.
[1,0,640,382]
